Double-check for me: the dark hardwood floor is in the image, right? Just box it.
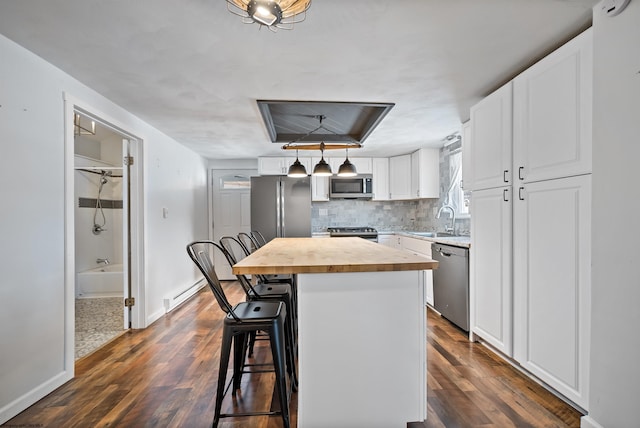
[3,282,582,427]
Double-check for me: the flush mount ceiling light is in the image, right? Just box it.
[287,150,308,177]
[227,0,311,31]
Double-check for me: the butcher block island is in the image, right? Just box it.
[233,237,438,428]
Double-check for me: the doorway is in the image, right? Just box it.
[210,169,254,280]
[65,101,144,364]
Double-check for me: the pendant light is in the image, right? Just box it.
[312,144,332,176]
[287,150,308,177]
[337,148,357,177]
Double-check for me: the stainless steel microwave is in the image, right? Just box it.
[329,174,373,199]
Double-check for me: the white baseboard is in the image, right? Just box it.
[0,370,72,425]
[581,415,605,428]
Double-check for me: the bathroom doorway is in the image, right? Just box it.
[67,105,143,361]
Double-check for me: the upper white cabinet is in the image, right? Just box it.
[461,121,471,190]
[470,186,513,357]
[512,174,591,409]
[329,157,373,174]
[410,148,439,199]
[389,154,412,200]
[513,29,593,184]
[372,158,390,200]
[258,157,312,175]
[310,156,329,201]
[469,82,513,191]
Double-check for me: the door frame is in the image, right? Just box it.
[63,93,146,373]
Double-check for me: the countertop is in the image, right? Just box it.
[232,237,438,275]
[381,231,471,248]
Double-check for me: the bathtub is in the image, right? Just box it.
[76,264,124,298]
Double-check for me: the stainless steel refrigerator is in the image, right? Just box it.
[251,176,311,242]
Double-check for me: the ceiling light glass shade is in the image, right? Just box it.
[287,158,308,177]
[227,0,311,31]
[337,158,357,177]
[313,157,332,176]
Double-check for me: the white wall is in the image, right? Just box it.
[0,33,208,423]
[586,2,640,428]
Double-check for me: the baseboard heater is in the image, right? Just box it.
[163,278,207,313]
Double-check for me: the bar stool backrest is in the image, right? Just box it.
[251,230,268,247]
[219,236,262,297]
[238,232,259,253]
[186,240,240,321]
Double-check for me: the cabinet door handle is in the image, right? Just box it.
[519,166,524,181]
[503,170,509,183]
[519,187,525,201]
[503,188,509,202]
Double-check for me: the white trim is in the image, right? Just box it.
[0,371,72,424]
[63,92,147,337]
[581,416,605,428]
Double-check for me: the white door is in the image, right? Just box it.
[470,186,513,357]
[513,174,591,409]
[121,139,130,329]
[469,82,513,191]
[211,170,253,279]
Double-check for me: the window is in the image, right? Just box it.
[447,150,469,217]
[219,174,251,190]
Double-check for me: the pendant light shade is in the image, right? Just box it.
[287,151,308,177]
[337,149,357,177]
[312,148,332,176]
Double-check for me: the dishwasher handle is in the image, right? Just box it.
[437,249,453,257]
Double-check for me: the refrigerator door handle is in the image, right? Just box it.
[276,181,282,237]
[280,181,286,237]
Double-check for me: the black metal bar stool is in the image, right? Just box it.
[186,240,291,428]
[219,236,298,388]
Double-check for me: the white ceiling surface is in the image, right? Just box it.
[0,0,598,159]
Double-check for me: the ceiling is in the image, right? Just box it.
[0,0,598,159]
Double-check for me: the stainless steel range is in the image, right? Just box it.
[327,227,378,242]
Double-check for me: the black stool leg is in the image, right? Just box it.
[232,332,247,390]
[214,325,233,428]
[270,317,290,428]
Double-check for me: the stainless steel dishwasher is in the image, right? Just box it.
[432,243,469,331]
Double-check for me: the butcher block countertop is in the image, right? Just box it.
[233,237,438,275]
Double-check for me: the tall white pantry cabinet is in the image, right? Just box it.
[468,29,592,410]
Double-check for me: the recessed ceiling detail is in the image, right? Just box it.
[257,100,395,145]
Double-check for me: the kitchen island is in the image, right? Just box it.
[233,237,438,428]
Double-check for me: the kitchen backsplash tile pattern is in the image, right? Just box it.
[311,144,471,235]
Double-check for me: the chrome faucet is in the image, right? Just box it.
[96,258,110,265]
[436,205,456,234]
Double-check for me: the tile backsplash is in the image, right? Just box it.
[311,145,470,234]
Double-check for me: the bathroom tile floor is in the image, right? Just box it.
[75,297,124,360]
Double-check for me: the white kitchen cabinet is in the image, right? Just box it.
[410,148,439,199]
[401,236,434,306]
[389,154,412,200]
[377,234,393,247]
[372,158,390,200]
[461,121,471,190]
[258,157,312,175]
[513,29,592,184]
[310,157,329,201]
[469,186,513,357]
[469,82,513,191]
[512,174,591,409]
[329,157,372,174]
